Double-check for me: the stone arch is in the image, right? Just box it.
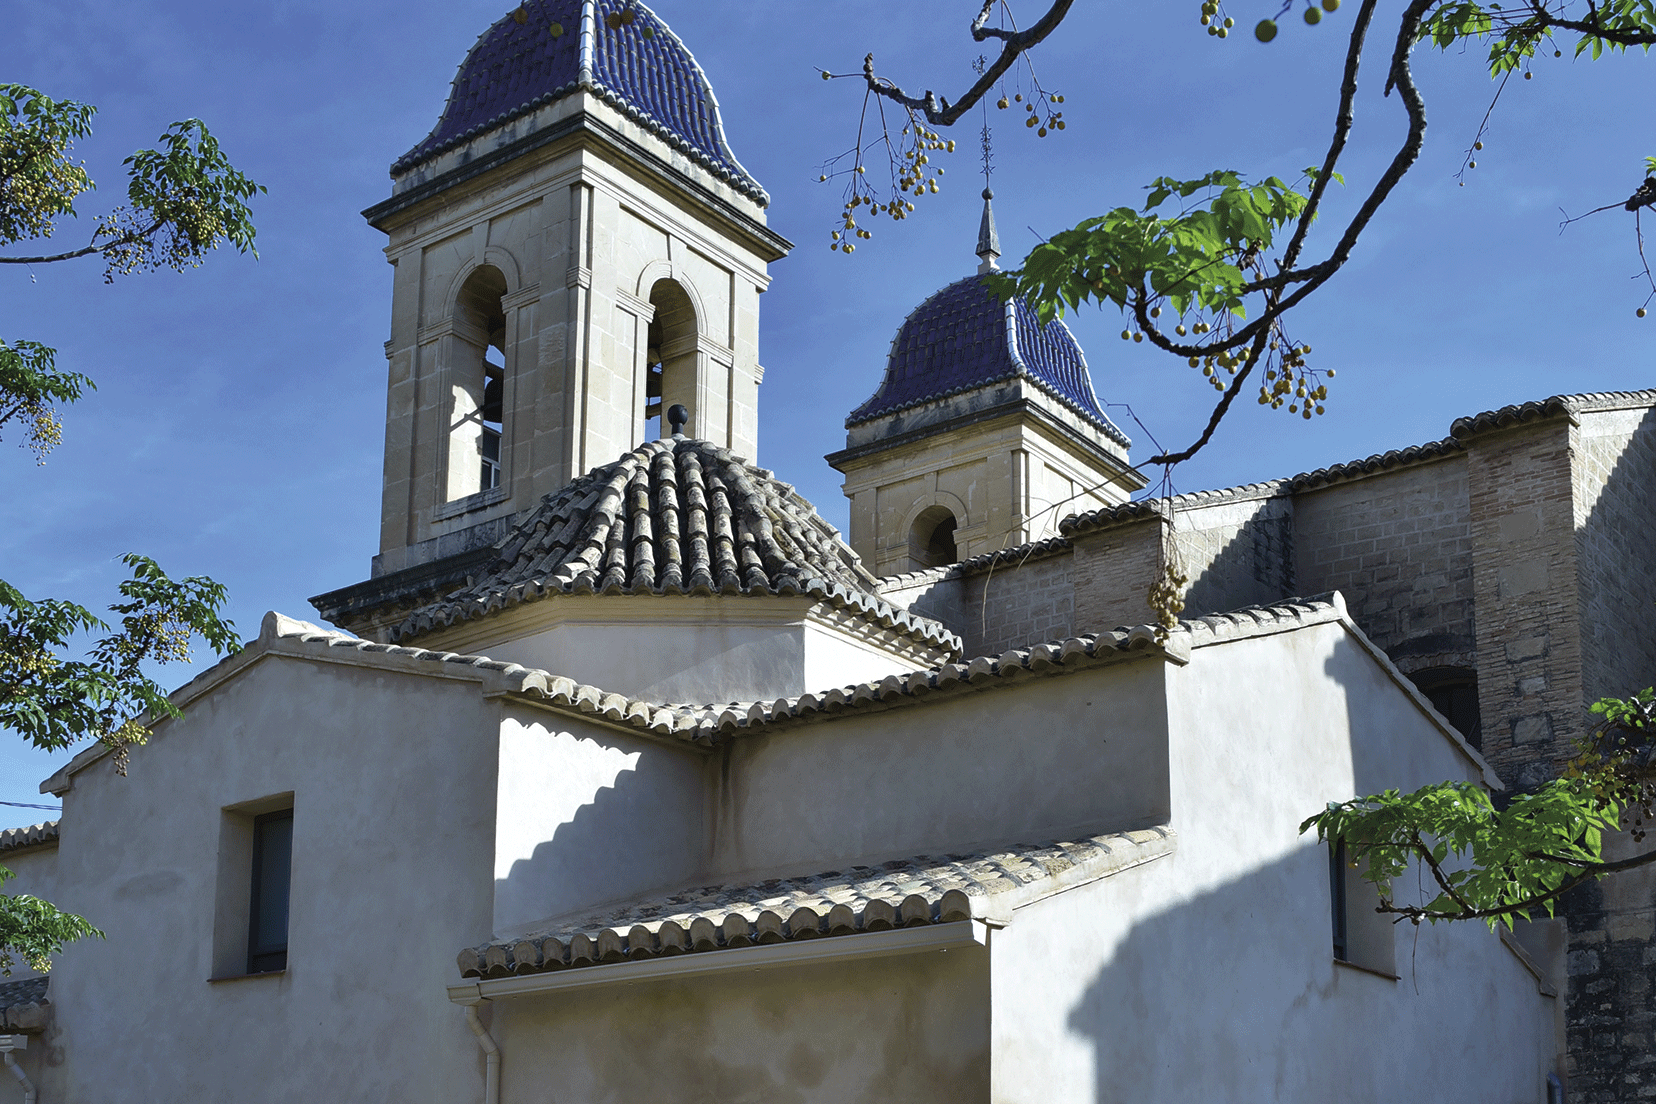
[901,492,968,570]
[645,277,701,439]
[443,264,509,502]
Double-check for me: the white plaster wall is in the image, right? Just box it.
[493,618,806,704]
[20,655,500,1104]
[987,621,1555,1103]
[422,595,941,707]
[710,657,1171,880]
[489,944,990,1104]
[801,618,934,691]
[493,707,707,936]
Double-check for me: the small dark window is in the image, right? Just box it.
[1409,667,1482,751]
[1329,838,1349,961]
[247,810,293,974]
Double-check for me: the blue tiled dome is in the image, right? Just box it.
[847,275,1128,445]
[393,0,766,203]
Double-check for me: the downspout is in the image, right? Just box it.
[0,1036,34,1104]
[463,1004,500,1104]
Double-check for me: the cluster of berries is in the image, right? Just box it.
[1254,0,1340,42]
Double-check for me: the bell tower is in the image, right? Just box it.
[828,192,1144,576]
[360,0,790,579]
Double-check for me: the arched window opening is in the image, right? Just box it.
[909,506,959,571]
[446,265,508,502]
[480,350,504,491]
[1409,667,1482,750]
[646,278,697,441]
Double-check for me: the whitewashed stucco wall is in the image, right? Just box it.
[706,655,1171,881]
[12,653,501,1104]
[986,621,1555,1103]
[489,937,991,1104]
[493,706,707,937]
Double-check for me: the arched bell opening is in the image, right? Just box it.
[646,278,698,440]
[446,265,509,502]
[909,505,959,571]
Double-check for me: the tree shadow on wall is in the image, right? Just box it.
[492,728,706,937]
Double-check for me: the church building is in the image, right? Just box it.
[1,1,1616,1100]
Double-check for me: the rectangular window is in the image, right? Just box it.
[1329,838,1349,962]
[247,810,293,974]
[1329,837,1396,977]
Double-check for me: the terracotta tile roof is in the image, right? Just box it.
[847,275,1129,444]
[0,821,57,854]
[458,826,1175,979]
[1449,389,1656,438]
[394,437,959,653]
[392,0,766,203]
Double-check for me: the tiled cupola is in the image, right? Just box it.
[365,435,957,705]
[828,192,1145,576]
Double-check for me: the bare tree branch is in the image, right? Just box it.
[861,0,1075,126]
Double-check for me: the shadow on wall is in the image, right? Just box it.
[1061,843,1549,1103]
[1174,497,1296,619]
[1575,404,1656,705]
[493,732,705,934]
[1063,640,1546,1100]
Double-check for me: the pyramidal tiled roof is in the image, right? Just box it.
[392,0,766,203]
[396,438,958,651]
[847,274,1128,446]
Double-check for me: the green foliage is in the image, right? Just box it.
[1303,688,1656,928]
[1303,779,1614,928]
[987,169,1311,325]
[0,84,96,247]
[97,118,265,281]
[0,867,100,976]
[0,339,93,462]
[1419,0,1656,76]
[0,555,240,767]
[0,84,258,976]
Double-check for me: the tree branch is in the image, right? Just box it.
[0,220,161,267]
[862,0,1075,126]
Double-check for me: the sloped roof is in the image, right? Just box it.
[847,275,1128,445]
[458,826,1175,979]
[0,976,48,1032]
[395,437,959,653]
[392,0,766,204]
[0,821,57,854]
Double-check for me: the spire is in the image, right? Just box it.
[976,188,1001,275]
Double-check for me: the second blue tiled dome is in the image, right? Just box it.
[848,275,1128,445]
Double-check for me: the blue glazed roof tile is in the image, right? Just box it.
[847,275,1128,447]
[393,1,766,204]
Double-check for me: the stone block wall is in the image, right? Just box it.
[1070,518,1163,637]
[1464,419,1586,788]
[1172,492,1296,618]
[957,550,1075,658]
[1291,455,1476,670]
[1571,404,1656,705]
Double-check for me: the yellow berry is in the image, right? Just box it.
[1256,18,1278,40]
[1304,6,1321,24]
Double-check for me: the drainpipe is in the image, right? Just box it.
[463,1003,500,1104]
[1548,1072,1565,1104]
[0,1036,34,1104]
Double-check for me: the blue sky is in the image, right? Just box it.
[1,1,1648,825]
